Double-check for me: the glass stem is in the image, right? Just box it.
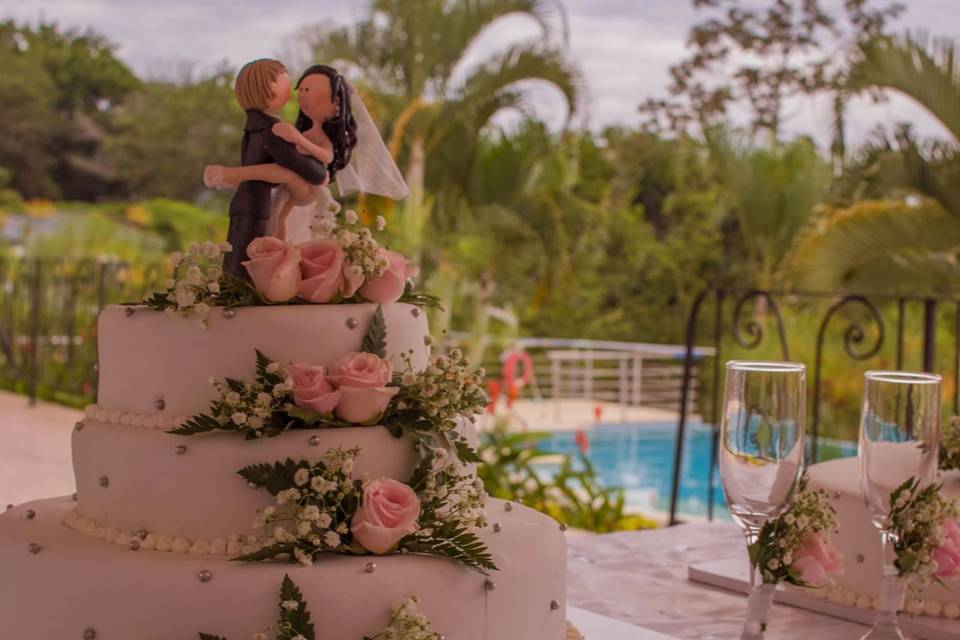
[741,530,775,640]
[872,531,906,634]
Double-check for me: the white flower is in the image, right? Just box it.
[302,505,321,521]
[294,468,311,487]
[203,242,222,259]
[344,209,359,224]
[171,251,183,267]
[323,531,341,548]
[317,513,333,529]
[192,302,210,318]
[175,288,196,308]
[375,215,386,231]
[248,415,264,429]
[254,633,268,640]
[231,412,248,425]
[311,476,337,495]
[281,599,299,611]
[266,362,280,374]
[293,547,313,566]
[297,521,313,536]
[256,392,273,407]
[225,392,241,406]
[186,265,206,286]
[207,281,220,294]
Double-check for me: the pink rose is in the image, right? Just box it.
[286,364,342,414]
[791,532,843,587]
[358,249,417,304]
[351,478,421,554]
[243,237,302,302]
[329,352,392,389]
[329,352,397,424]
[298,239,345,303]
[933,519,960,579]
[335,385,399,424]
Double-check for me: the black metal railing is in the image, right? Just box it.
[0,258,167,406]
[668,288,960,526]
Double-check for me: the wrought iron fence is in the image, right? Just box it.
[0,258,167,406]
[668,288,960,526]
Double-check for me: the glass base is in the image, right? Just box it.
[859,614,911,640]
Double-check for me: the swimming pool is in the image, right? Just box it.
[539,421,857,521]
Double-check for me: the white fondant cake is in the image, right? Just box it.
[0,300,570,638]
[0,497,567,639]
[807,458,960,615]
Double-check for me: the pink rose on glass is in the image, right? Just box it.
[932,519,960,579]
[790,532,843,587]
[351,478,421,554]
[329,352,398,424]
[359,248,418,304]
[243,237,302,302]
[297,239,346,303]
[286,364,342,414]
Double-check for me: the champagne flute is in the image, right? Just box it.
[858,371,941,640]
[719,361,806,640]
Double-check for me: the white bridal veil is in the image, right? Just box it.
[335,85,409,201]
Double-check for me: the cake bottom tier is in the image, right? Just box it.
[0,496,567,639]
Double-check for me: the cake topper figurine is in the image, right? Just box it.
[207,59,328,279]
[205,61,409,266]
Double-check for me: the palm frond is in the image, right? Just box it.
[849,33,960,143]
[789,198,960,294]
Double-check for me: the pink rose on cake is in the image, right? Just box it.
[351,478,421,554]
[932,519,960,579]
[286,364,342,414]
[298,239,346,303]
[359,248,418,304]
[790,532,843,587]
[243,237,302,302]
[329,352,399,424]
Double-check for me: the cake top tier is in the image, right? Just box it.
[97,302,430,416]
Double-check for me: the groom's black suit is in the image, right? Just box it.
[224,109,327,279]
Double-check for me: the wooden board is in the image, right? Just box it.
[688,558,960,640]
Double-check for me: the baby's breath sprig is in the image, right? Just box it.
[885,477,960,591]
[141,241,232,326]
[311,206,389,282]
[235,447,364,565]
[749,478,840,587]
[362,596,441,640]
[199,574,316,640]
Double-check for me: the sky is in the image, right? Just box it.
[4,0,959,147]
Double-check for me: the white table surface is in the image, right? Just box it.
[566,522,871,640]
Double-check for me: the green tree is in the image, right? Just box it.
[104,71,240,201]
[0,21,138,199]
[793,34,960,293]
[308,0,581,259]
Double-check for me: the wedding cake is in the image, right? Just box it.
[807,458,960,619]
[0,59,572,639]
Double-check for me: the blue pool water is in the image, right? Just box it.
[539,422,857,521]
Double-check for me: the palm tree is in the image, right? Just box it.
[705,128,831,290]
[305,0,582,258]
[793,33,960,293]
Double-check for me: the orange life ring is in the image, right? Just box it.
[502,350,534,391]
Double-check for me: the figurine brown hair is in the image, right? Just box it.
[235,58,288,112]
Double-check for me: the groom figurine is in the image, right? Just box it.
[223,58,327,279]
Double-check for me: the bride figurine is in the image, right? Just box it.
[204,64,408,243]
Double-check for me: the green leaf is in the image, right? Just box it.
[231,542,295,563]
[360,305,388,358]
[454,438,482,464]
[167,413,221,436]
[279,574,316,640]
[402,521,498,573]
[398,288,444,310]
[237,459,309,495]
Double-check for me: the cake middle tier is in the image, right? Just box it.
[97,302,430,416]
[72,420,462,542]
